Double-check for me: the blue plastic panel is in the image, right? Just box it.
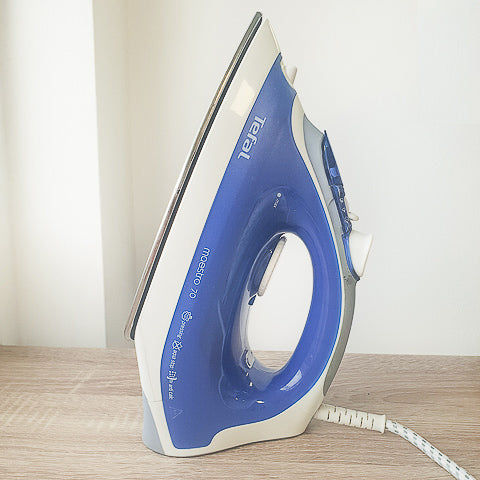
[160,56,343,449]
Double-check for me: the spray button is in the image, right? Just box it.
[285,65,297,84]
[281,61,297,85]
[345,197,359,221]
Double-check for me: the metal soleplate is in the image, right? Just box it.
[124,12,263,340]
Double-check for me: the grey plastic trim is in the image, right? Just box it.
[302,116,357,395]
[142,392,164,454]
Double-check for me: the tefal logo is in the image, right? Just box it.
[238,115,266,160]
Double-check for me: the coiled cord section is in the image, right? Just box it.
[315,403,386,433]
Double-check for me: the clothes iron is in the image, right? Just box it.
[125,12,373,457]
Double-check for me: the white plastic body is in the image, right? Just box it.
[349,230,373,277]
[134,18,350,456]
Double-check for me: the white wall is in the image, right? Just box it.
[0,64,17,345]
[92,0,136,347]
[127,0,480,355]
[0,0,106,347]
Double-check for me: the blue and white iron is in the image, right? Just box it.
[125,12,373,457]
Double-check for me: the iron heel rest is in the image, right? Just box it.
[126,12,372,457]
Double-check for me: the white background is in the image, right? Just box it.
[1,0,479,354]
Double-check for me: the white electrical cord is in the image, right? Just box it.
[314,404,477,480]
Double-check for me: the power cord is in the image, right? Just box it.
[314,404,476,480]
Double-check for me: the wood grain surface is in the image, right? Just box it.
[0,347,478,479]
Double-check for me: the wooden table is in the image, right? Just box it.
[0,347,478,479]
